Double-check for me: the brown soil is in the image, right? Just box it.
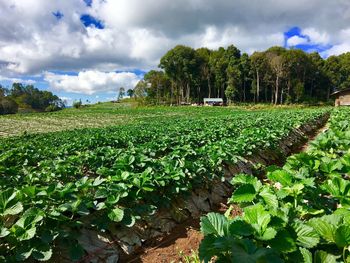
[122,219,203,263]
[300,123,328,152]
[122,203,243,263]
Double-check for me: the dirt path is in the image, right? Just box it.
[122,219,202,263]
[300,123,328,152]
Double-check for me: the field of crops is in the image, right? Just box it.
[0,107,329,261]
[0,103,252,137]
[199,107,350,263]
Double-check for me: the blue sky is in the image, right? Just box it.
[0,0,349,105]
[283,27,333,55]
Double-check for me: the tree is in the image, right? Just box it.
[127,89,134,98]
[239,53,251,102]
[7,83,63,111]
[266,47,286,104]
[118,87,125,101]
[73,100,82,109]
[250,52,268,102]
[159,45,201,104]
[144,70,170,104]
[226,65,241,103]
[139,44,344,105]
[0,96,18,114]
[196,47,213,99]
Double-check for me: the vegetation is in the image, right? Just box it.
[72,99,83,109]
[199,107,350,263]
[0,107,328,261]
[135,45,350,105]
[0,83,64,115]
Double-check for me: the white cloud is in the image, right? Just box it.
[0,0,350,88]
[322,43,350,57]
[302,28,330,44]
[59,96,72,101]
[44,70,141,95]
[286,35,308,46]
[0,76,36,84]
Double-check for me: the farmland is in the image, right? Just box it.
[0,103,319,138]
[0,102,224,137]
[0,105,330,261]
[199,107,350,262]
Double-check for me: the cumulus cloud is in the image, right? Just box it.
[44,70,141,95]
[0,76,36,84]
[286,35,308,46]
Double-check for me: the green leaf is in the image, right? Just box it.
[230,184,257,203]
[243,204,270,230]
[314,250,339,263]
[260,227,277,241]
[267,170,293,186]
[93,176,105,186]
[108,207,124,222]
[230,239,283,263]
[0,227,10,238]
[3,201,23,216]
[198,235,219,263]
[200,212,228,237]
[228,219,253,236]
[308,217,337,243]
[294,222,319,249]
[299,247,312,263]
[335,225,350,247]
[15,245,33,261]
[69,242,85,262]
[259,186,278,209]
[269,229,297,253]
[32,242,53,261]
[231,174,259,186]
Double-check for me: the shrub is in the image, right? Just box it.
[0,97,18,114]
[73,100,82,109]
[45,104,60,112]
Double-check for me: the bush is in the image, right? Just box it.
[45,104,61,112]
[0,97,18,114]
[73,100,82,109]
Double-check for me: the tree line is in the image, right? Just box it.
[0,83,64,115]
[134,45,350,105]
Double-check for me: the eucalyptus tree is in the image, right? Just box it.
[159,45,201,104]
[250,52,269,102]
[196,47,213,99]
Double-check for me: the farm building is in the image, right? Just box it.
[332,88,350,106]
[203,98,223,106]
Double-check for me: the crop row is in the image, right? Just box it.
[199,107,350,263]
[0,108,328,261]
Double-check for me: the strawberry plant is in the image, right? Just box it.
[0,107,328,261]
[200,108,350,263]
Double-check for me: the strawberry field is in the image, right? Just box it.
[199,107,350,263]
[0,107,329,261]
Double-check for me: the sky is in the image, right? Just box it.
[0,0,350,105]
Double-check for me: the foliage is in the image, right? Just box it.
[0,107,328,261]
[199,107,350,263]
[118,87,126,100]
[0,96,18,114]
[73,99,82,109]
[8,83,64,113]
[137,44,350,105]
